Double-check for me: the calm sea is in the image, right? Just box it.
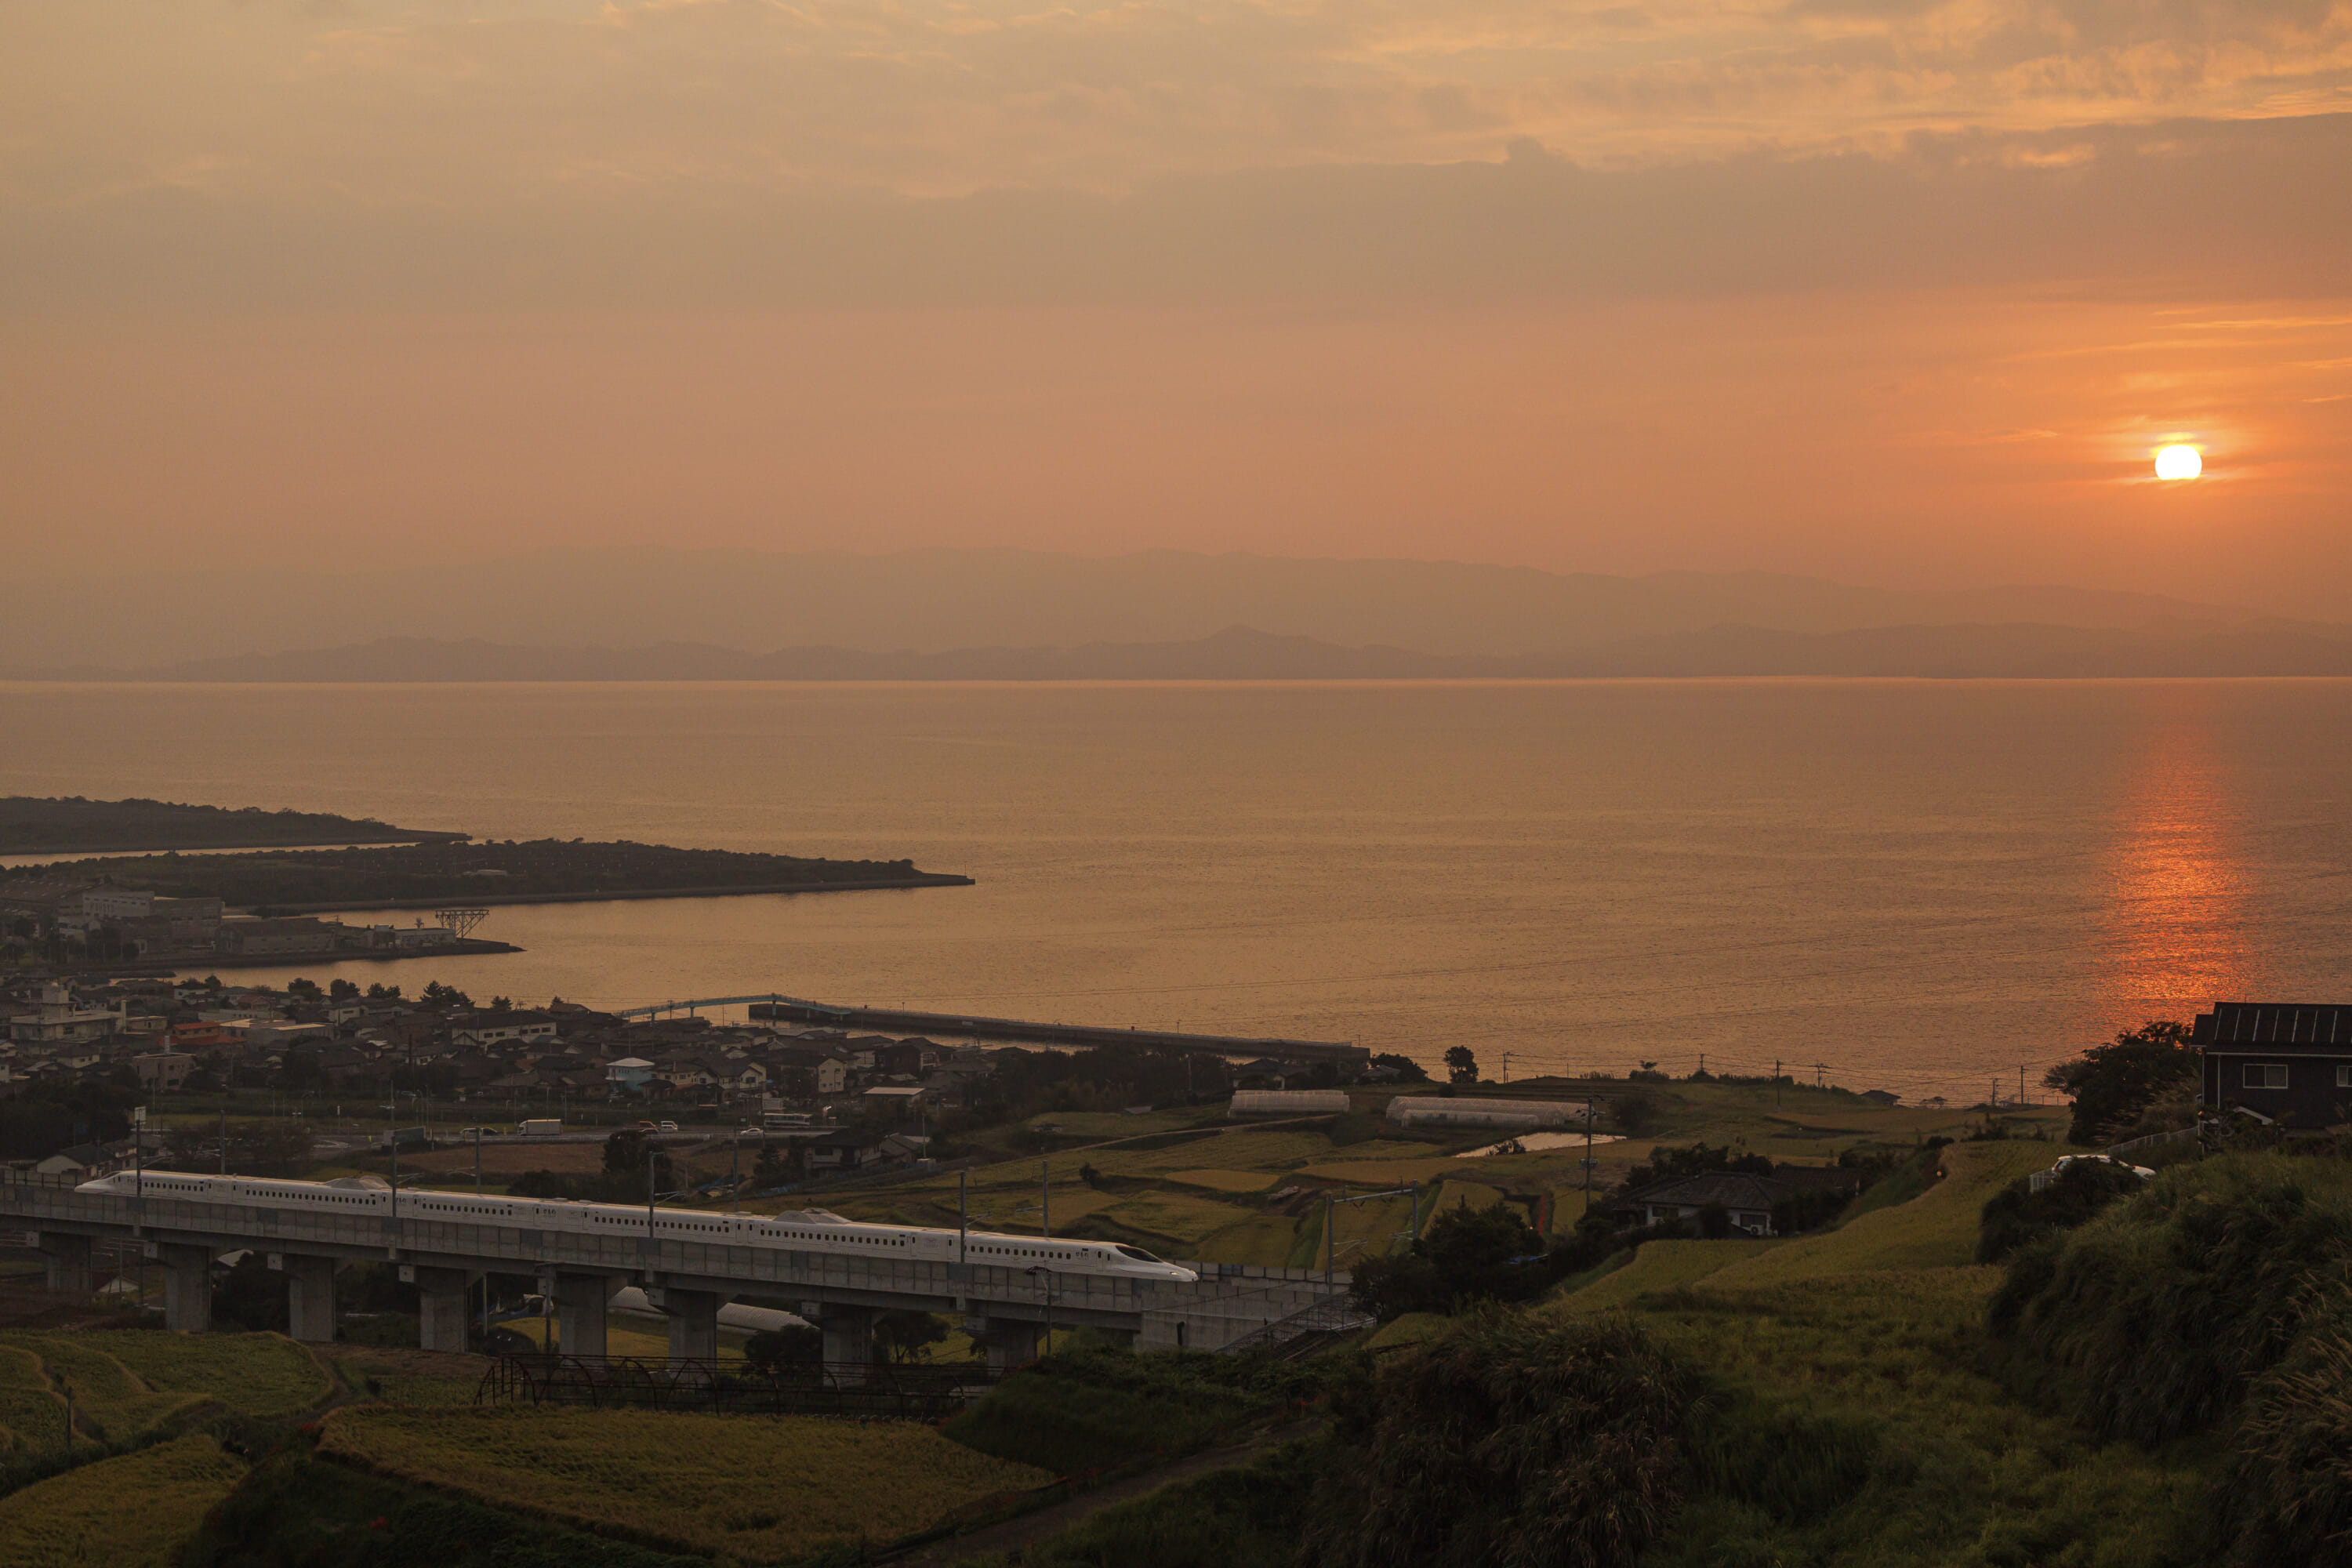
[5,679,2348,1102]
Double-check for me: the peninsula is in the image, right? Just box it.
[2,838,972,915]
[0,795,468,856]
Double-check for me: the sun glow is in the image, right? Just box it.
[2154,444,2203,481]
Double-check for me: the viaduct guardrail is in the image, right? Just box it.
[1,1179,1347,1368]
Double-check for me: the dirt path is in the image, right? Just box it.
[899,1420,1319,1566]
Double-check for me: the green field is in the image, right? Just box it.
[319,1405,1054,1563]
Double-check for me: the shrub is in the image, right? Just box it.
[1976,1157,2149,1263]
[1301,1310,1691,1568]
[1989,1154,2352,1442]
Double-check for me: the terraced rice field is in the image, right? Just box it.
[0,1333,207,1442]
[319,1405,1054,1563]
[1161,1169,1279,1193]
[0,1344,65,1453]
[0,1432,245,1567]
[82,1330,331,1421]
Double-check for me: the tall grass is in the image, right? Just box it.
[1989,1154,2352,1442]
[1299,1311,1691,1568]
[943,1345,1306,1476]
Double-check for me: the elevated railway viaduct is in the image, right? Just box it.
[2,1179,1347,1370]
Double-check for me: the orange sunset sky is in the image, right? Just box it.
[4,1,2349,610]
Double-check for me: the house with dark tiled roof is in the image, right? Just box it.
[2194,1002,2352,1131]
[1618,1171,1791,1236]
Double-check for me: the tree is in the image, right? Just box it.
[286,978,321,1000]
[488,995,513,1012]
[420,981,473,1011]
[1369,1052,1428,1083]
[365,982,400,1000]
[873,1308,949,1364]
[328,978,360,1000]
[1443,1046,1479,1087]
[744,1323,823,1376]
[2042,1021,2197,1145]
[602,1128,672,1192]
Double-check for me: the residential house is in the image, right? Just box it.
[803,1128,887,1174]
[1617,1172,1790,1237]
[606,1057,657,1092]
[452,1010,561,1050]
[34,1142,114,1178]
[129,1051,195,1091]
[2195,1002,2352,1131]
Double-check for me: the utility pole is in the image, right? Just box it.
[647,1139,657,1244]
[1584,1105,1594,1201]
[1040,1160,1050,1240]
[2020,1065,2027,1108]
[1324,1192,1338,1283]
[959,1169,968,1265]
[133,1105,144,1199]
[474,1124,483,1196]
[1774,1060,1781,1108]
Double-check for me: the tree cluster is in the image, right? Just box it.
[2042,1020,2197,1145]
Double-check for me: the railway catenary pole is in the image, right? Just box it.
[1040,1160,1050,1240]
[133,1105,144,1200]
[475,1125,483,1196]
[959,1170,969,1264]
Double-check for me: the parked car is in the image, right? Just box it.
[656,1120,679,1134]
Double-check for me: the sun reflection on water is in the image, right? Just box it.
[2100,700,2251,1011]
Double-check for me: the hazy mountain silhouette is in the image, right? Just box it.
[2,546,2299,670]
[34,621,2352,682]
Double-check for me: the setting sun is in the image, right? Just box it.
[2154,444,2204,481]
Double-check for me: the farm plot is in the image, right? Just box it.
[82,1330,331,1421]
[0,1333,205,1441]
[318,1405,1054,1563]
[1294,1156,1462,1185]
[0,1343,64,1452]
[1161,1169,1279,1193]
[1194,1215,1307,1268]
[1093,1191,1258,1249]
[0,1432,245,1567]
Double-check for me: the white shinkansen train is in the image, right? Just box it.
[74,1171,1199,1283]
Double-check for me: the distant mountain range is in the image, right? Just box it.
[30,622,2352,682]
[3,546,2321,671]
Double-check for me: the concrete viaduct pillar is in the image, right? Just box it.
[969,1316,1040,1374]
[811,1305,878,1385]
[555,1273,621,1358]
[408,1266,474,1355]
[270,1254,338,1343]
[656,1287,721,1370]
[35,1233,93,1294]
[156,1243,213,1333]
